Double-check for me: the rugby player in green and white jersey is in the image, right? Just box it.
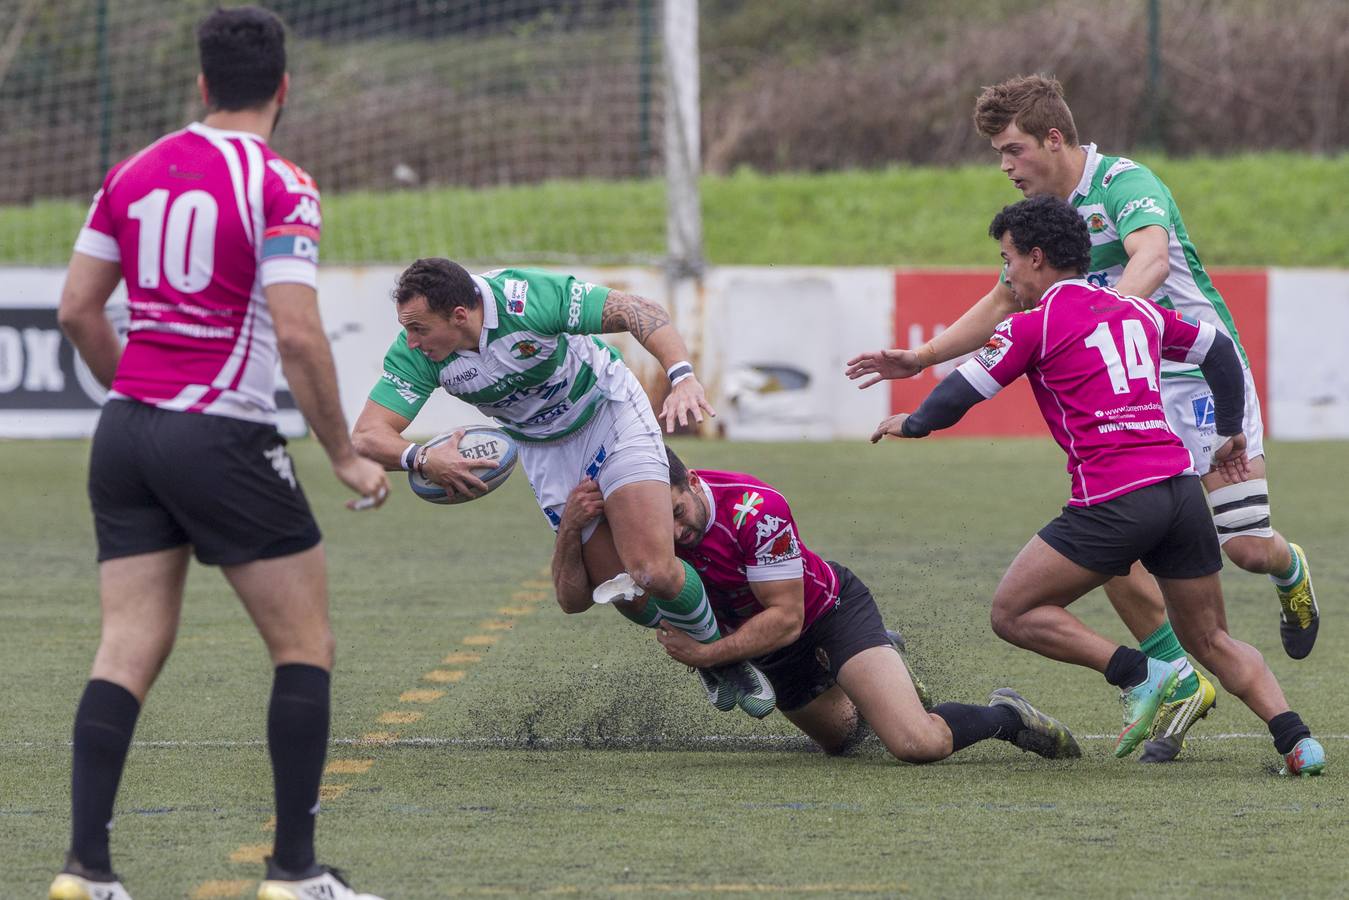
[351,258,777,717]
[846,74,1318,763]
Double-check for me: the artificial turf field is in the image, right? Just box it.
[5,436,1347,898]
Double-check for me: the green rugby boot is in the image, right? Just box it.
[1115,658,1179,758]
[1277,543,1319,660]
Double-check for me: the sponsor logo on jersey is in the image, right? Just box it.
[975,333,1013,370]
[447,366,480,386]
[1087,271,1111,288]
[524,400,572,425]
[1118,196,1164,221]
[382,370,421,405]
[489,377,569,409]
[1192,395,1216,431]
[283,196,322,227]
[1086,213,1107,233]
[584,444,608,479]
[267,158,319,197]
[566,281,597,329]
[754,524,799,567]
[261,225,319,263]
[510,339,543,359]
[732,491,764,527]
[504,279,529,314]
[545,507,562,527]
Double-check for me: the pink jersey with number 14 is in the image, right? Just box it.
[956,278,1218,507]
[74,122,322,425]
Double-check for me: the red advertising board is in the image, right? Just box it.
[891,270,1268,435]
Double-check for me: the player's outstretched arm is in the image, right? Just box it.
[268,283,389,509]
[599,290,716,433]
[551,479,604,614]
[846,279,1018,388]
[57,253,124,389]
[351,402,492,498]
[870,370,986,443]
[658,577,804,668]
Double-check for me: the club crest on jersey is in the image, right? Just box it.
[510,339,543,359]
[976,333,1013,370]
[1086,213,1107,233]
[732,491,764,527]
[504,279,529,315]
[266,158,319,197]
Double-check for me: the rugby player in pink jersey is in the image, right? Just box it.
[53,8,388,899]
[870,195,1324,776]
[552,447,1084,765]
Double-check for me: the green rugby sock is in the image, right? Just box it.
[1140,621,1199,700]
[615,597,662,629]
[1271,545,1302,587]
[650,559,721,644]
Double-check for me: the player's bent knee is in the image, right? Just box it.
[988,604,1021,644]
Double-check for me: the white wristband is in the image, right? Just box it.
[667,360,694,386]
[400,442,421,471]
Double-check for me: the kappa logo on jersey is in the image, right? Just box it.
[510,339,543,359]
[994,318,1014,335]
[567,281,597,329]
[1192,395,1216,431]
[732,491,764,527]
[976,332,1013,370]
[754,524,800,567]
[283,196,322,227]
[267,158,319,197]
[754,513,786,544]
[1086,213,1107,233]
[1118,196,1164,220]
[504,279,529,314]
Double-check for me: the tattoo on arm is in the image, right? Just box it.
[600,291,670,341]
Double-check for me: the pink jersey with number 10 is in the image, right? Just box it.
[956,278,1218,507]
[74,122,322,425]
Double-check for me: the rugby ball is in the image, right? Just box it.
[408,426,519,505]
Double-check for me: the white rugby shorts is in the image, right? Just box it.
[520,373,666,541]
[1161,366,1265,477]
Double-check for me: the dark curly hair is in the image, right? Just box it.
[197,6,287,111]
[394,258,480,316]
[665,445,690,491]
[988,195,1092,275]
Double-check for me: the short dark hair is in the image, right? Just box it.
[973,74,1079,146]
[394,258,481,316]
[988,195,1092,276]
[665,445,691,491]
[197,6,287,111]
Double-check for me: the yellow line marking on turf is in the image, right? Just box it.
[319,783,350,802]
[511,590,547,602]
[227,843,270,864]
[424,669,467,683]
[325,758,375,775]
[400,688,446,703]
[442,651,482,664]
[498,605,537,616]
[463,634,500,646]
[359,730,402,744]
[480,619,514,631]
[520,579,552,590]
[190,880,251,899]
[377,710,424,725]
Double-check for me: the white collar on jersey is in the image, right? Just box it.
[697,475,717,537]
[1070,141,1101,200]
[470,274,496,354]
[187,121,267,143]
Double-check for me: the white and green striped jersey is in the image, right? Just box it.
[1071,142,1246,377]
[369,268,629,443]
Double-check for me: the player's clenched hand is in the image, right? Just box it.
[657,621,712,667]
[870,413,912,443]
[334,453,390,511]
[846,348,922,388]
[660,376,717,434]
[1210,433,1251,484]
[423,430,495,499]
[559,479,605,533]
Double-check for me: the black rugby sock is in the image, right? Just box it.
[268,663,331,873]
[1268,710,1312,756]
[932,702,1022,752]
[1104,646,1150,689]
[70,679,141,874]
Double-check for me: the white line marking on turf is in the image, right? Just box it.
[6,733,1347,750]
